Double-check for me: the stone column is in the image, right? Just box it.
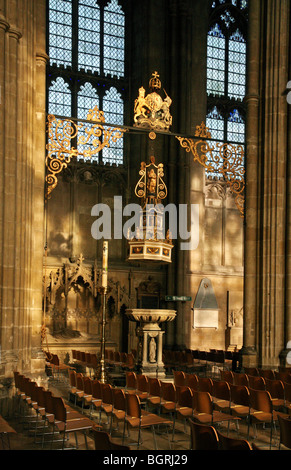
[0,0,47,377]
[243,0,290,368]
[241,0,261,367]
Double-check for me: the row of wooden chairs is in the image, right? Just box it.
[13,371,100,449]
[163,349,239,372]
[105,349,135,371]
[68,370,171,450]
[44,351,75,379]
[172,369,291,414]
[126,371,291,448]
[190,413,291,450]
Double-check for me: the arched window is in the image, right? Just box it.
[47,0,126,165]
[206,0,248,178]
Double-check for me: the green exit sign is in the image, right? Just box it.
[165,295,192,302]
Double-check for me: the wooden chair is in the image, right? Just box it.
[192,390,240,432]
[93,428,130,450]
[189,419,219,450]
[110,388,127,435]
[278,414,291,450]
[125,371,137,392]
[135,374,149,403]
[50,396,96,450]
[258,368,275,380]
[229,383,250,427]
[146,378,162,412]
[123,393,172,450]
[217,430,252,450]
[247,388,286,448]
[265,378,285,411]
[160,382,177,419]
[172,386,194,442]
[244,367,259,377]
[100,383,114,425]
[88,379,102,420]
[212,380,231,413]
[284,381,291,414]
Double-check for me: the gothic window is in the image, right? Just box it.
[206,0,247,178]
[47,0,126,165]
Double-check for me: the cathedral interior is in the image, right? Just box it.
[0,0,290,452]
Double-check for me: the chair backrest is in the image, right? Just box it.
[113,388,126,411]
[43,390,54,415]
[244,367,259,376]
[220,370,234,384]
[229,383,250,406]
[198,377,213,394]
[90,354,99,368]
[278,414,291,450]
[83,376,93,395]
[173,370,186,387]
[259,369,275,380]
[217,431,252,450]
[193,391,213,415]
[189,419,219,450]
[69,369,76,387]
[265,378,284,399]
[126,393,141,418]
[249,388,273,413]
[161,382,176,402]
[101,383,113,404]
[92,429,113,450]
[92,379,102,399]
[148,378,161,396]
[76,373,84,390]
[136,374,149,392]
[248,375,266,390]
[126,371,137,389]
[212,380,230,401]
[177,386,193,407]
[52,396,67,422]
[186,373,199,391]
[233,372,249,387]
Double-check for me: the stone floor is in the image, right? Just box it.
[1,371,288,453]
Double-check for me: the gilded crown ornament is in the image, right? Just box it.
[133,72,172,131]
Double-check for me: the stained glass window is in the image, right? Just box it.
[48,77,72,116]
[102,87,124,165]
[104,0,125,78]
[78,0,101,73]
[206,2,247,179]
[47,0,126,165]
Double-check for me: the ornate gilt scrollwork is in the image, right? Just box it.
[177,121,245,217]
[45,107,127,199]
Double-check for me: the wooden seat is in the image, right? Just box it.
[172,386,194,442]
[265,378,285,411]
[229,383,250,423]
[220,370,234,384]
[247,388,288,448]
[160,382,177,418]
[110,388,127,435]
[278,414,291,450]
[233,372,249,387]
[189,419,219,450]
[50,395,96,449]
[212,380,231,413]
[123,393,172,450]
[92,428,130,450]
[198,377,213,394]
[192,390,240,430]
[146,378,162,412]
[172,370,187,388]
[100,383,114,425]
[217,430,252,450]
[186,373,199,391]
